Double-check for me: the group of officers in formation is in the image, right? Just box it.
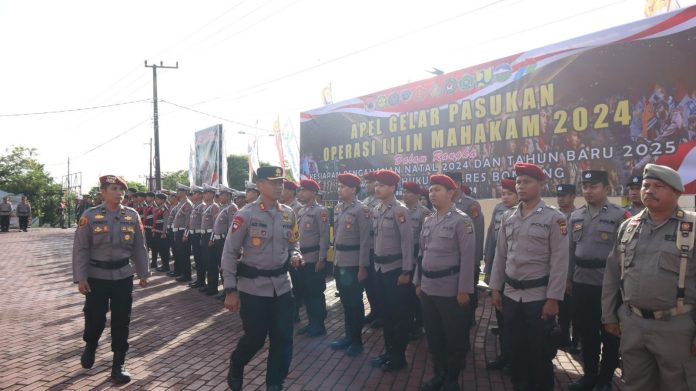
[72,161,696,391]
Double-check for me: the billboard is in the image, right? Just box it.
[300,6,696,200]
[194,124,227,186]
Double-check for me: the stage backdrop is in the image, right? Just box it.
[301,6,696,200]
[194,124,227,186]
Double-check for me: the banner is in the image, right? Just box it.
[194,124,226,186]
[300,6,696,200]
[282,118,301,181]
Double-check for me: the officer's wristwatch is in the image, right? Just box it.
[223,288,237,294]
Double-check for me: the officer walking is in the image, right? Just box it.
[330,173,371,356]
[362,170,384,328]
[402,181,430,340]
[369,169,414,372]
[484,178,518,371]
[293,179,330,337]
[16,196,31,231]
[207,185,238,296]
[490,163,569,391]
[282,179,304,322]
[72,175,149,384]
[556,184,580,353]
[602,164,696,390]
[171,183,192,279]
[0,196,11,232]
[415,174,476,391]
[624,175,645,216]
[568,171,628,391]
[222,166,302,391]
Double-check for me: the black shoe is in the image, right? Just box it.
[198,286,209,292]
[486,356,506,370]
[592,384,612,391]
[111,352,131,384]
[188,281,204,288]
[296,324,310,335]
[266,385,283,391]
[156,266,170,272]
[306,327,326,338]
[227,362,243,391]
[364,312,377,324]
[370,353,391,368]
[409,328,425,341]
[381,357,407,372]
[569,375,597,391]
[167,271,180,277]
[369,319,383,329]
[441,382,461,391]
[80,343,97,369]
[176,276,192,283]
[345,344,363,357]
[490,326,500,335]
[205,289,219,296]
[421,369,445,391]
[330,338,351,350]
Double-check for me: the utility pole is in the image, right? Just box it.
[145,60,178,190]
[144,138,153,190]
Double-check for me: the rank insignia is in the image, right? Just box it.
[94,226,103,233]
[573,223,583,232]
[79,217,88,227]
[94,214,105,220]
[398,213,406,224]
[558,219,568,236]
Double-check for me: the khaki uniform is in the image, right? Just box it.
[173,199,193,277]
[198,201,220,286]
[207,202,238,294]
[362,194,382,320]
[484,202,513,276]
[602,208,696,390]
[288,199,303,216]
[489,200,569,391]
[625,204,644,217]
[297,201,330,332]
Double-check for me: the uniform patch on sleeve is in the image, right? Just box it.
[623,210,631,220]
[397,212,406,224]
[321,210,328,223]
[469,205,480,218]
[558,219,568,236]
[79,216,88,227]
[363,207,371,219]
[231,215,245,233]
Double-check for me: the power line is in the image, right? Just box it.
[0,98,150,118]
[159,100,274,133]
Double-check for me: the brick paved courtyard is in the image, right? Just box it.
[0,228,624,390]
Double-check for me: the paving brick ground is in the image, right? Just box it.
[0,228,625,390]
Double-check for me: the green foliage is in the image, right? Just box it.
[226,155,271,190]
[126,181,147,192]
[162,170,189,191]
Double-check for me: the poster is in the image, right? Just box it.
[194,124,227,186]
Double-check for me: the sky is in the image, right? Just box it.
[1,0,693,191]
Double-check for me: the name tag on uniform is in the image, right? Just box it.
[94,225,109,233]
[665,234,677,242]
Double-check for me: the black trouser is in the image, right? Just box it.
[375,267,410,360]
[174,230,191,276]
[167,229,176,263]
[290,264,303,320]
[83,277,133,353]
[197,233,211,285]
[0,215,9,232]
[365,251,383,320]
[230,291,294,387]
[155,231,170,270]
[408,278,422,332]
[207,239,224,292]
[421,291,471,382]
[335,266,365,345]
[559,292,579,346]
[574,282,620,384]
[18,216,28,231]
[495,308,506,360]
[145,227,153,250]
[300,260,327,331]
[503,296,557,391]
[189,233,201,281]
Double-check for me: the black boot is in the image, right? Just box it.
[227,361,243,391]
[421,367,445,391]
[80,343,97,369]
[111,351,131,383]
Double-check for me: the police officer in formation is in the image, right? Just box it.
[369,169,414,372]
[483,178,518,371]
[281,179,303,215]
[186,186,205,285]
[222,166,302,391]
[402,181,430,340]
[568,171,628,391]
[490,163,569,391]
[194,184,218,291]
[555,183,581,354]
[151,192,169,271]
[362,170,384,328]
[0,196,11,232]
[245,181,260,204]
[142,192,156,266]
[296,179,330,337]
[208,185,238,296]
[415,174,476,391]
[72,175,149,384]
[602,164,696,390]
[162,192,179,272]
[624,175,645,216]
[330,173,371,356]
[16,196,31,231]
[171,183,193,279]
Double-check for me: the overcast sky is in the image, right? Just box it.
[1,0,693,191]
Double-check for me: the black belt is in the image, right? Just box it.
[505,274,549,290]
[300,245,320,254]
[237,262,289,278]
[335,243,360,252]
[374,253,402,264]
[90,258,129,269]
[575,258,606,269]
[422,265,460,279]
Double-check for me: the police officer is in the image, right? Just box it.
[330,173,371,356]
[484,178,518,371]
[171,183,193,279]
[295,179,330,337]
[245,181,260,205]
[0,196,11,232]
[142,192,156,266]
[369,169,414,372]
[185,185,204,285]
[362,170,384,328]
[135,192,146,220]
[625,175,644,216]
[195,184,218,291]
[402,181,430,340]
[16,196,31,232]
[556,183,580,353]
[161,192,179,272]
[222,166,302,391]
[207,185,238,296]
[151,192,169,271]
[281,179,303,215]
[602,164,696,390]
[490,163,569,391]
[568,171,628,391]
[415,174,476,391]
[72,175,149,384]
[126,188,137,208]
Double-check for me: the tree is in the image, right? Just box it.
[162,170,189,190]
[226,155,271,190]
[0,146,62,225]
[126,181,147,192]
